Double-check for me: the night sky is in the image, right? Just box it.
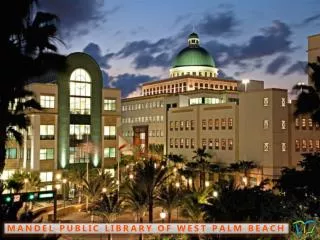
[39,0,320,97]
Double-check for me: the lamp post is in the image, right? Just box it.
[160,209,166,223]
[62,178,67,208]
[242,79,250,92]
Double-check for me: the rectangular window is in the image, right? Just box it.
[308,140,313,151]
[191,120,195,130]
[175,121,179,131]
[104,99,116,111]
[263,120,269,129]
[170,138,173,148]
[202,120,206,130]
[302,118,306,129]
[295,118,299,129]
[281,120,286,130]
[263,97,269,107]
[281,143,287,152]
[40,125,54,140]
[263,143,269,152]
[190,98,202,105]
[302,139,307,151]
[70,124,90,140]
[170,121,173,131]
[295,139,300,152]
[221,118,226,129]
[40,95,55,108]
[39,172,53,182]
[185,120,190,130]
[6,148,17,159]
[208,119,213,130]
[214,139,219,150]
[104,126,116,140]
[202,139,206,148]
[180,138,184,148]
[316,123,320,129]
[191,138,195,148]
[281,98,286,107]
[308,118,313,129]
[180,121,184,130]
[208,139,213,149]
[160,130,164,137]
[215,119,219,130]
[185,138,190,148]
[228,139,233,150]
[316,140,320,151]
[228,118,233,129]
[175,139,179,148]
[70,97,91,114]
[40,148,54,160]
[104,148,116,158]
[221,139,226,150]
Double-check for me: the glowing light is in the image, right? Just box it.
[175,182,180,188]
[55,184,61,190]
[55,173,61,180]
[102,188,107,193]
[129,174,134,180]
[213,191,218,198]
[160,210,167,220]
[205,181,210,187]
[62,179,67,184]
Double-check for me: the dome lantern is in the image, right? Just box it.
[188,32,200,47]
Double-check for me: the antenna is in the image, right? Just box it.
[192,24,195,33]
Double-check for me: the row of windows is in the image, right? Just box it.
[263,143,287,152]
[123,130,164,137]
[122,101,164,112]
[122,115,164,124]
[169,118,233,131]
[263,120,287,130]
[170,71,217,78]
[295,139,320,152]
[295,118,320,129]
[169,138,234,150]
[263,97,286,107]
[5,148,54,160]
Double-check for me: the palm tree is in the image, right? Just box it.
[293,57,320,123]
[92,193,124,240]
[180,191,206,223]
[192,147,212,190]
[148,144,164,161]
[229,160,257,184]
[0,0,66,174]
[27,172,41,191]
[134,159,171,223]
[67,163,87,203]
[156,184,181,223]
[5,171,27,193]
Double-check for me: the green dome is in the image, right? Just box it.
[172,46,215,68]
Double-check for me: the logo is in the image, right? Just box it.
[292,220,318,238]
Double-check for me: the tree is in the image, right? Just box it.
[92,193,124,240]
[293,57,320,123]
[149,144,164,161]
[67,163,87,203]
[133,159,170,223]
[0,0,66,174]
[192,147,211,189]
[26,172,41,191]
[156,184,181,223]
[5,171,27,193]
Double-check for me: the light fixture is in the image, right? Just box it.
[188,178,192,185]
[160,209,167,222]
[175,182,180,188]
[55,184,61,190]
[241,79,250,92]
[55,173,62,180]
[205,181,210,187]
[129,174,134,180]
[213,191,218,198]
[102,187,107,193]
[24,178,29,183]
[62,179,67,184]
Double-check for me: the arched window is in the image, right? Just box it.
[69,68,91,115]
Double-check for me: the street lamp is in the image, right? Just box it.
[129,173,134,180]
[102,187,107,193]
[62,179,67,208]
[205,181,210,187]
[242,79,250,92]
[213,190,218,198]
[160,209,166,223]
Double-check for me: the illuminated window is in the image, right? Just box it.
[228,118,233,129]
[40,148,54,160]
[6,148,17,159]
[221,118,226,129]
[281,98,286,107]
[302,118,306,129]
[204,98,220,104]
[104,148,116,158]
[281,120,286,130]
[316,140,320,151]
[208,139,213,149]
[281,143,287,152]
[40,95,55,108]
[263,143,269,152]
[191,120,195,130]
[175,139,179,148]
[215,119,219,130]
[308,140,313,151]
[302,139,307,151]
[70,124,90,140]
[170,121,173,131]
[175,121,179,131]
[295,140,300,152]
[208,119,213,130]
[215,139,219,150]
[295,118,299,128]
[104,126,116,140]
[316,123,320,129]
[70,68,91,115]
[263,120,269,129]
[104,99,116,111]
[160,130,164,137]
[185,138,190,148]
[202,139,206,148]
[228,139,233,150]
[191,138,195,148]
[180,138,184,148]
[0,170,14,180]
[308,118,313,129]
[221,139,226,150]
[263,97,269,107]
[40,125,54,140]
[40,172,53,182]
[190,98,202,105]
[185,120,190,130]
[180,121,184,130]
[170,138,173,148]
[202,120,206,130]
